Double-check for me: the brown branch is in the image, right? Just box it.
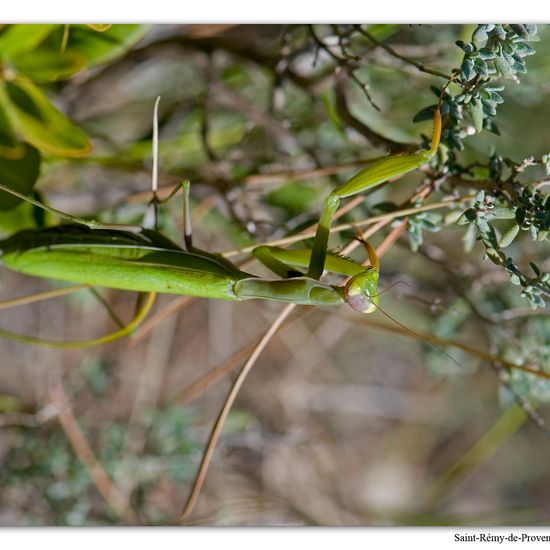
[49,375,139,524]
[357,27,452,80]
[308,25,380,112]
[334,73,412,154]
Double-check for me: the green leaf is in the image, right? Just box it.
[481,101,496,117]
[461,58,474,81]
[0,77,91,157]
[267,182,317,218]
[473,58,488,79]
[530,262,541,276]
[493,26,507,40]
[472,26,490,46]
[320,90,344,137]
[499,222,520,248]
[0,24,57,58]
[485,247,506,265]
[87,24,113,32]
[457,208,477,225]
[523,290,545,310]
[0,103,18,151]
[492,207,516,219]
[413,105,437,123]
[0,143,40,210]
[0,199,39,232]
[462,223,477,253]
[478,48,496,60]
[514,42,536,57]
[468,99,484,133]
[11,50,85,83]
[59,24,148,68]
[523,24,538,38]
[494,55,513,78]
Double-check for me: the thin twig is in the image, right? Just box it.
[492,362,550,438]
[357,27,452,80]
[88,288,126,329]
[309,25,380,110]
[375,219,408,259]
[338,315,550,382]
[132,296,193,344]
[223,195,474,257]
[243,159,382,186]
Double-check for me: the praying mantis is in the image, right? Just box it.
[0,100,442,343]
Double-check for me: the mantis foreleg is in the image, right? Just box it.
[306,107,442,280]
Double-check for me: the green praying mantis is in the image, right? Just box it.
[0,97,442,346]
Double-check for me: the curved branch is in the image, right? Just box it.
[334,74,413,154]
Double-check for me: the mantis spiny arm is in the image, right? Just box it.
[306,107,442,280]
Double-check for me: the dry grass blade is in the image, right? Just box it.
[0,284,90,310]
[223,196,473,257]
[168,306,310,404]
[179,303,296,524]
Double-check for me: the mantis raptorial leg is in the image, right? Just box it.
[307,106,442,280]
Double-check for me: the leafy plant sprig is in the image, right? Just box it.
[458,188,550,309]
[414,24,539,151]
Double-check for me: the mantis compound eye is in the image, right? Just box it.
[343,269,379,314]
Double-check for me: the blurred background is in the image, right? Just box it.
[0,24,549,526]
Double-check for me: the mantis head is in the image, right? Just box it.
[343,268,379,314]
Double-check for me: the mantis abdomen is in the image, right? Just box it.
[0,226,250,301]
[0,225,352,307]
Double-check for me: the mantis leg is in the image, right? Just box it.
[250,244,380,313]
[0,292,156,349]
[237,244,381,312]
[182,180,193,251]
[252,245,303,278]
[306,108,442,280]
[253,245,366,278]
[0,181,145,232]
